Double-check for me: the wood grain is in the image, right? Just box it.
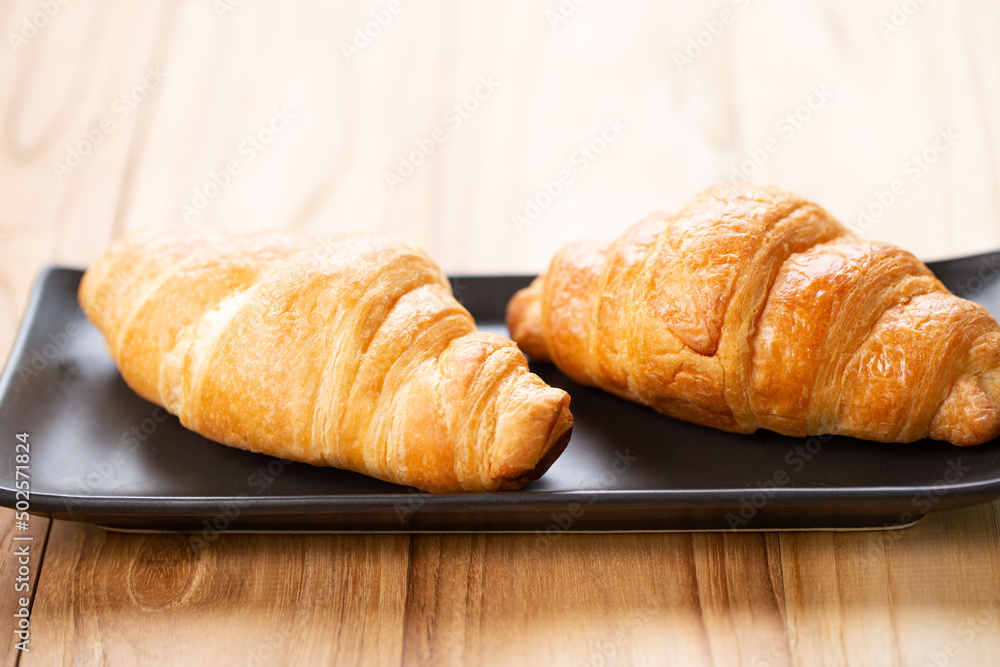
[2,0,1000,665]
[781,502,1000,667]
[23,521,409,667]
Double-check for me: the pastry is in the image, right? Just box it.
[507,184,1000,445]
[80,228,572,492]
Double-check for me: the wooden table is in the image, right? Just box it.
[3,1,1000,664]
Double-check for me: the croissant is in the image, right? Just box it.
[79,228,572,492]
[507,184,1000,446]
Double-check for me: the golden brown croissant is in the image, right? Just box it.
[79,228,572,492]
[507,184,1000,446]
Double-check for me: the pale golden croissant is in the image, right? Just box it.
[507,184,1000,446]
[79,228,572,492]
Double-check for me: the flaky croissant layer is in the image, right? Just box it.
[507,184,1000,446]
[80,228,572,492]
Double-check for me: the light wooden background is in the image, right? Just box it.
[2,0,1000,665]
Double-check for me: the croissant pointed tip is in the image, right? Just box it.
[507,277,552,362]
[490,391,573,491]
[926,373,1000,446]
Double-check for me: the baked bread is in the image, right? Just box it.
[79,228,572,492]
[507,184,1000,446]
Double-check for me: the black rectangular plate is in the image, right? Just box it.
[3,257,1000,532]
